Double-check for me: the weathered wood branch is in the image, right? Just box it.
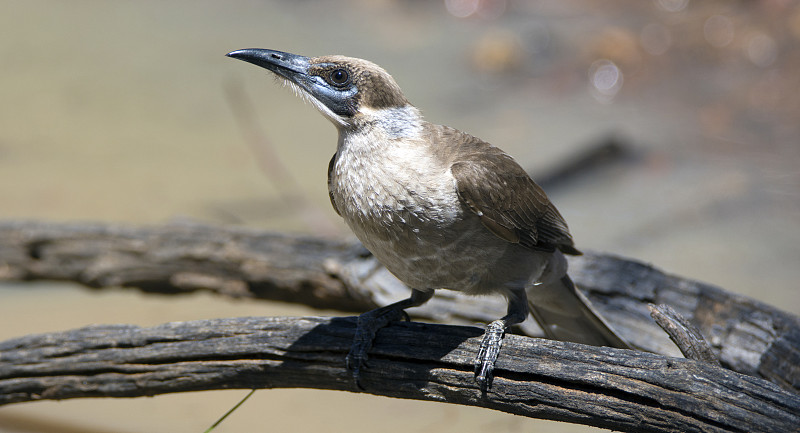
[649,304,721,366]
[1,316,798,433]
[1,220,798,394]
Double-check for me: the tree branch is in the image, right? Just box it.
[649,303,721,365]
[2,220,799,431]
[1,220,798,394]
[1,316,797,433]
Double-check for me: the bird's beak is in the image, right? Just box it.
[226,48,355,126]
[226,48,311,84]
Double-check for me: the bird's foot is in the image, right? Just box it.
[474,320,507,391]
[345,305,406,388]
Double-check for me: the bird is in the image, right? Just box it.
[226,48,630,390]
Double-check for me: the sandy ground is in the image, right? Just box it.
[1,1,798,432]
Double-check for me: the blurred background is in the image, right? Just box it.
[1,1,798,432]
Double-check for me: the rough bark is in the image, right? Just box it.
[1,316,798,433]
[1,220,797,394]
[2,220,799,431]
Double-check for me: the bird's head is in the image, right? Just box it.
[226,48,410,129]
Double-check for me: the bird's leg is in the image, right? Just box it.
[474,288,529,390]
[346,289,434,387]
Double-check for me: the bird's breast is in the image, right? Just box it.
[329,134,536,292]
[331,138,462,236]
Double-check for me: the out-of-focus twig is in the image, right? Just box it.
[532,135,638,190]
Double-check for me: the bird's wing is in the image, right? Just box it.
[450,143,580,255]
[327,152,341,216]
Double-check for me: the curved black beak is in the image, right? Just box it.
[226,48,356,125]
[226,48,311,81]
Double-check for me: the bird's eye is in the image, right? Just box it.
[328,69,350,86]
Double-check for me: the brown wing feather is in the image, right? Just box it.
[450,139,580,255]
[327,152,341,216]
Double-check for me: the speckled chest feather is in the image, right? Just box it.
[328,113,543,293]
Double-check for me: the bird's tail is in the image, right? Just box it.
[527,275,630,349]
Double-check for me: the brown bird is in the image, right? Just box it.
[226,48,629,389]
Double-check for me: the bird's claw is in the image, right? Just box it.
[474,320,507,391]
[346,306,406,389]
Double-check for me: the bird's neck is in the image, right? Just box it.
[334,104,449,185]
[339,104,424,145]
